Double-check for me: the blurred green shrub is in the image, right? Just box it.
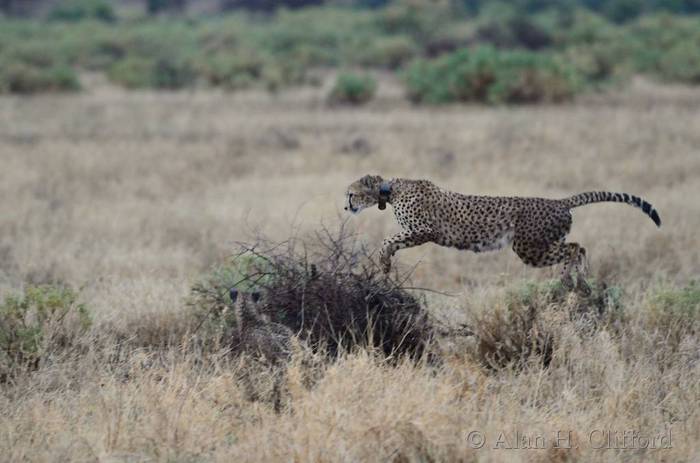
[648,282,700,324]
[659,43,700,83]
[475,15,554,50]
[48,0,115,22]
[551,9,619,46]
[147,0,187,15]
[200,50,267,90]
[0,285,91,381]
[328,72,377,105]
[643,282,700,354]
[563,44,621,85]
[1,4,699,94]
[621,14,700,82]
[0,41,80,94]
[404,46,579,105]
[108,55,196,89]
[357,35,419,69]
[638,16,700,82]
[378,0,455,43]
[0,62,80,94]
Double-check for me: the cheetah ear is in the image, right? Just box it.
[359,174,382,186]
[360,174,378,188]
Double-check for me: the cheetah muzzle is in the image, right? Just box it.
[345,174,661,293]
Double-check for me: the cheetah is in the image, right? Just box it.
[344,175,661,292]
[228,288,293,363]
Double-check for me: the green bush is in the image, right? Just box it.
[636,282,700,357]
[563,44,622,85]
[648,282,700,326]
[357,35,418,69]
[108,55,196,89]
[107,57,156,88]
[256,8,376,67]
[48,0,116,23]
[475,15,554,50]
[658,42,700,83]
[1,4,699,95]
[0,37,82,94]
[200,51,268,90]
[328,72,377,105]
[621,15,700,81]
[0,61,80,94]
[552,10,619,46]
[0,285,91,381]
[147,0,187,15]
[404,47,579,105]
[378,0,455,43]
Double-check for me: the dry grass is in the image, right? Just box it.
[0,75,698,462]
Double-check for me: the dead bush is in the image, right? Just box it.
[188,222,434,363]
[466,280,625,370]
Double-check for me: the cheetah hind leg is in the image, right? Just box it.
[559,244,590,296]
[513,239,590,295]
[573,246,591,296]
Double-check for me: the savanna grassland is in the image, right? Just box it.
[1,75,699,462]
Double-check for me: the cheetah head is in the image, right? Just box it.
[344,174,385,214]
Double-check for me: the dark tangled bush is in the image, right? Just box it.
[189,223,434,362]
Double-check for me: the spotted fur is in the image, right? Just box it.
[345,175,661,292]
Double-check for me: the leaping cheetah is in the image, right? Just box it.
[344,175,661,293]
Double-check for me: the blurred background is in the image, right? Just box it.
[0,0,700,97]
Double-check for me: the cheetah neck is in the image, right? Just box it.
[379,177,405,205]
[381,178,434,205]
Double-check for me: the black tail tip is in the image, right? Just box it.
[651,209,661,227]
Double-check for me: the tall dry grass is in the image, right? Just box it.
[0,75,698,462]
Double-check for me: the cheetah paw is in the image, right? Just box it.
[575,276,592,297]
[380,256,392,274]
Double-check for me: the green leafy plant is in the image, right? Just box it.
[645,282,700,349]
[0,61,80,94]
[404,46,579,105]
[48,0,116,23]
[0,285,91,381]
[357,35,418,69]
[328,72,377,105]
[658,42,700,83]
[200,51,268,90]
[108,55,196,89]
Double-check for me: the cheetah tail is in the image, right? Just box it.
[561,191,661,227]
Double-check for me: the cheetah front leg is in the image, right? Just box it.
[379,230,434,274]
